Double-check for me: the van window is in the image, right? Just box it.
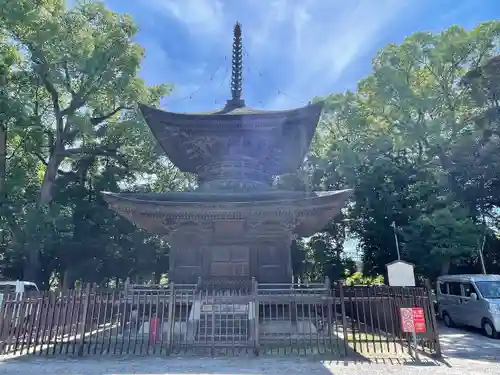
[0,285,15,294]
[461,283,476,297]
[448,282,462,296]
[439,282,448,294]
[475,281,500,299]
[24,285,38,293]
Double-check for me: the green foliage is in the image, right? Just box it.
[311,21,500,279]
[344,271,384,286]
[1,2,500,288]
[0,0,186,287]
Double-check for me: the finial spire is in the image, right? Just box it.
[225,22,245,109]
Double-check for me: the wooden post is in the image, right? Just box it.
[325,278,333,337]
[165,282,175,355]
[324,276,331,291]
[425,279,442,358]
[124,277,130,294]
[252,277,260,356]
[77,283,91,356]
[338,283,349,357]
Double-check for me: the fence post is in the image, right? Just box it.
[77,283,91,356]
[165,282,175,355]
[424,279,442,358]
[338,283,349,356]
[252,278,260,356]
[324,276,331,291]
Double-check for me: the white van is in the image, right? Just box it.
[0,281,40,327]
[437,274,500,338]
[0,280,39,295]
[0,280,39,305]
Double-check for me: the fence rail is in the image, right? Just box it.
[0,281,441,359]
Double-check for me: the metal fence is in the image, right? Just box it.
[0,280,441,359]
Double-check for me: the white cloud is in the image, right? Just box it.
[141,0,416,110]
[265,0,412,108]
[149,0,226,37]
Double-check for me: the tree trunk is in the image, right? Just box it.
[23,244,41,282]
[39,151,62,205]
[0,123,6,203]
[62,269,71,291]
[0,123,6,254]
[440,259,451,275]
[27,150,64,282]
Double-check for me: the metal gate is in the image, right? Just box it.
[0,281,441,358]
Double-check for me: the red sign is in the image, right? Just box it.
[400,307,426,333]
[149,316,160,344]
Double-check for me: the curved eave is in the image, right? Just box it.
[102,189,351,209]
[138,102,324,123]
[102,189,352,237]
[138,102,324,173]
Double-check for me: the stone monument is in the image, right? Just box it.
[103,23,351,288]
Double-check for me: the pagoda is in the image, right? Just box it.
[102,23,351,286]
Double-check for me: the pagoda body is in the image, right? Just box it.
[103,24,351,286]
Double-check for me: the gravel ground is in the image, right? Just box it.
[0,326,499,375]
[0,356,498,375]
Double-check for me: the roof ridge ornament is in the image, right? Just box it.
[225,22,245,110]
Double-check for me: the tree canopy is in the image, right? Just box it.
[313,21,500,280]
[0,1,499,288]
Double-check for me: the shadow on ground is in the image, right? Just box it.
[0,355,450,375]
[439,324,500,362]
[0,357,335,375]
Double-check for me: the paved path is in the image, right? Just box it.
[0,356,498,375]
[0,327,499,374]
[439,324,500,362]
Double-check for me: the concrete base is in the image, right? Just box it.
[138,321,187,336]
[255,320,318,340]
[137,319,318,340]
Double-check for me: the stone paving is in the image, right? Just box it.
[0,326,499,374]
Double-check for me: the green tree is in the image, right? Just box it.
[314,22,500,279]
[0,0,183,286]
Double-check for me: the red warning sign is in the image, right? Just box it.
[400,307,426,333]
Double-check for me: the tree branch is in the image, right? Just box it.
[91,106,131,126]
[33,152,75,176]
[59,145,119,157]
[60,54,118,118]
[30,52,64,136]
[62,61,75,95]
[6,138,25,160]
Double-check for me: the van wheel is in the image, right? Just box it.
[482,319,498,339]
[443,312,454,327]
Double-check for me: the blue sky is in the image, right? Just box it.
[102,0,500,113]
[98,0,498,257]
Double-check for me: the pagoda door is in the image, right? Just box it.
[209,245,250,279]
[257,245,289,283]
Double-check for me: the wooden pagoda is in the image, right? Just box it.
[102,23,352,286]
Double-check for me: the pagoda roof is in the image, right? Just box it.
[102,189,348,203]
[140,102,323,117]
[102,189,352,237]
[138,102,324,174]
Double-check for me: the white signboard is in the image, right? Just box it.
[386,260,415,287]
